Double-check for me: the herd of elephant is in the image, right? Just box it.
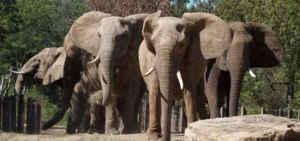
[9,10,284,141]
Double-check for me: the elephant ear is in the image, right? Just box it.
[124,13,150,57]
[43,47,66,85]
[69,11,111,56]
[182,12,232,59]
[142,10,162,54]
[247,22,284,68]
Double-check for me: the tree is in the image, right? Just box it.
[88,0,172,16]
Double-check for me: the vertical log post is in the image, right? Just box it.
[261,108,266,115]
[2,96,11,132]
[26,98,32,134]
[279,108,284,117]
[17,94,24,133]
[10,96,16,132]
[36,99,42,134]
[298,109,300,122]
[0,96,2,129]
[287,108,293,119]
[241,107,247,116]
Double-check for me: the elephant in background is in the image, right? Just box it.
[63,11,149,134]
[9,47,98,133]
[139,11,231,141]
[204,22,284,118]
[10,47,65,96]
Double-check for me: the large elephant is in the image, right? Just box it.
[204,22,284,118]
[139,11,231,141]
[62,11,149,134]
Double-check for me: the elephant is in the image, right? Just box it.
[138,10,232,141]
[8,47,98,133]
[62,11,149,134]
[204,22,284,118]
[9,47,65,96]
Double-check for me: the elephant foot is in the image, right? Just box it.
[88,128,98,134]
[105,127,120,135]
[147,132,162,140]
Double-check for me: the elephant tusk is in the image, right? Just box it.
[33,73,38,79]
[249,70,256,78]
[144,67,155,76]
[177,70,184,90]
[9,69,26,74]
[88,56,100,65]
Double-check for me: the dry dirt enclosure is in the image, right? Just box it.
[0,126,184,141]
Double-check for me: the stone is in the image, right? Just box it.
[185,114,300,141]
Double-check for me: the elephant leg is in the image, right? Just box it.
[104,101,120,135]
[66,108,76,134]
[183,86,196,124]
[196,78,208,120]
[122,78,140,133]
[205,67,222,118]
[77,104,91,133]
[132,79,146,133]
[147,78,161,140]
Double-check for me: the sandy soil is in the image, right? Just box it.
[0,126,185,141]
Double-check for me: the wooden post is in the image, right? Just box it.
[17,94,24,133]
[0,96,2,129]
[298,109,300,122]
[2,97,11,132]
[32,99,37,134]
[261,108,266,115]
[26,98,32,134]
[287,108,293,119]
[279,108,284,117]
[10,96,16,132]
[36,99,42,134]
[241,107,247,116]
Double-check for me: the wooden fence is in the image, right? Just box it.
[0,95,42,134]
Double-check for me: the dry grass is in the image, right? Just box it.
[0,126,184,141]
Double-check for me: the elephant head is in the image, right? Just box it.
[10,47,65,96]
[207,22,284,117]
[85,13,149,106]
[141,10,231,140]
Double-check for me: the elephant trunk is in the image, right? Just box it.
[228,47,248,117]
[42,56,81,132]
[99,46,115,106]
[15,75,25,96]
[156,48,174,141]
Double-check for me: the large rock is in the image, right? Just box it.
[185,114,300,141]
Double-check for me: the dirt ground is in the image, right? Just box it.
[0,126,185,141]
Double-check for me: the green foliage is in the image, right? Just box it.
[0,0,90,125]
[23,85,67,125]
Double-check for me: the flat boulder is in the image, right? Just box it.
[185,114,300,141]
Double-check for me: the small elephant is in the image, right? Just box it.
[139,11,231,141]
[62,11,149,134]
[204,22,284,118]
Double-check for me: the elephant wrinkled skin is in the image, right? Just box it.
[139,11,232,141]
